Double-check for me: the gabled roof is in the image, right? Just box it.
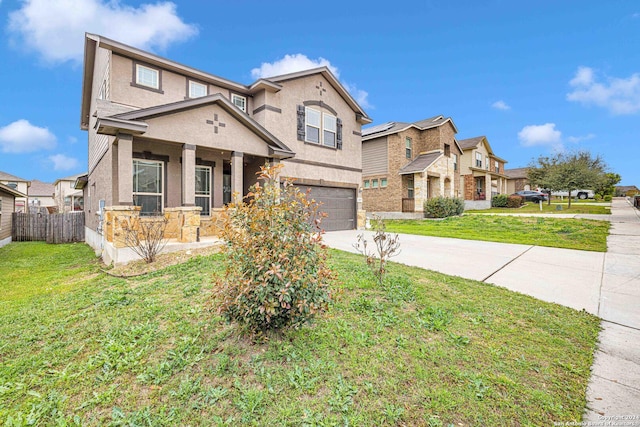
[0,170,28,182]
[266,67,372,124]
[81,34,371,129]
[0,182,25,198]
[102,94,295,159]
[29,180,54,197]
[504,167,530,179]
[362,115,458,139]
[398,152,442,175]
[457,135,507,163]
[54,172,87,185]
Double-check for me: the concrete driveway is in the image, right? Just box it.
[323,197,640,418]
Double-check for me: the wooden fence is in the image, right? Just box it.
[12,212,85,243]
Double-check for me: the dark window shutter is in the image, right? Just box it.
[336,117,343,150]
[296,105,305,141]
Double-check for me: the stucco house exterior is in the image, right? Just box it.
[0,171,29,213]
[54,173,86,212]
[361,116,463,216]
[0,182,25,248]
[457,136,508,209]
[79,33,371,263]
[505,167,531,194]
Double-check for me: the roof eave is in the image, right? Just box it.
[0,183,26,198]
[80,34,98,130]
[96,117,148,136]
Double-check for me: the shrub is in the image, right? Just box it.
[213,163,333,334]
[604,195,612,202]
[353,215,401,285]
[507,195,524,208]
[424,197,465,218]
[491,194,509,208]
[122,215,168,263]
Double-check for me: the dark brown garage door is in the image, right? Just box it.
[294,185,356,231]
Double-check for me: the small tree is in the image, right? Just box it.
[122,215,169,263]
[213,163,333,334]
[353,215,401,285]
[594,172,621,199]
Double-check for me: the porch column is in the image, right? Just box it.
[182,144,196,206]
[231,151,243,202]
[116,133,133,205]
[485,175,492,201]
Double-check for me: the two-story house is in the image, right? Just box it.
[361,116,462,215]
[78,34,371,263]
[457,136,508,209]
[0,171,29,213]
[54,173,86,212]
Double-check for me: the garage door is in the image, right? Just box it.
[293,185,356,231]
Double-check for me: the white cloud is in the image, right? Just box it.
[567,133,596,143]
[68,136,78,144]
[49,154,80,171]
[342,82,372,109]
[8,0,198,64]
[492,100,511,110]
[250,54,339,79]
[0,119,57,153]
[518,123,562,149]
[567,66,640,115]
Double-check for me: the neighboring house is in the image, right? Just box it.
[615,185,639,197]
[0,182,25,248]
[457,136,508,209]
[505,167,531,194]
[361,116,463,215]
[28,180,56,212]
[79,33,371,263]
[54,173,87,212]
[0,171,29,212]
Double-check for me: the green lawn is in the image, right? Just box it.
[384,215,609,252]
[466,202,610,215]
[0,243,600,426]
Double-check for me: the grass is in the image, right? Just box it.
[465,202,610,215]
[384,215,609,252]
[0,242,600,426]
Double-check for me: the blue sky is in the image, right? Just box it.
[0,0,638,185]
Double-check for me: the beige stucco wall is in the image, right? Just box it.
[0,190,15,241]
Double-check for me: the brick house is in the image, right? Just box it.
[361,116,463,215]
[78,33,371,264]
[505,167,531,194]
[457,136,508,209]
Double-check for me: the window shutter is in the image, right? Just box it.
[296,105,305,141]
[336,117,343,150]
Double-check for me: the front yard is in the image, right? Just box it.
[465,202,610,215]
[0,242,600,425]
[384,215,610,252]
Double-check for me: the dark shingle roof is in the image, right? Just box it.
[362,115,454,138]
[457,136,485,150]
[398,152,442,175]
[504,168,530,179]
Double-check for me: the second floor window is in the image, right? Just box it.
[475,152,482,168]
[453,154,458,171]
[486,156,490,170]
[495,162,500,173]
[406,137,412,159]
[136,64,159,90]
[305,107,321,143]
[231,94,247,112]
[189,81,207,98]
[323,113,337,148]
[444,144,451,157]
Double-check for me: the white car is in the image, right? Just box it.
[550,189,595,199]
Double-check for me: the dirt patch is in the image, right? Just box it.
[103,244,223,278]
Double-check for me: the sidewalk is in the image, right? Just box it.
[323,197,640,419]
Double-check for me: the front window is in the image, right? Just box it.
[323,113,337,147]
[136,64,159,90]
[407,176,414,198]
[231,94,247,112]
[195,165,211,216]
[381,178,388,187]
[495,162,500,173]
[475,152,482,168]
[189,81,207,98]
[486,156,490,171]
[372,179,379,188]
[406,137,412,159]
[453,154,458,171]
[305,107,321,143]
[133,159,163,215]
[364,180,370,189]
[444,144,451,157]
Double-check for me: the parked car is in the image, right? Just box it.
[550,189,595,199]
[512,190,548,202]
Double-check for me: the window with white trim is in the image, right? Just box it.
[381,178,388,187]
[475,152,482,168]
[133,159,163,215]
[231,94,247,112]
[364,180,370,189]
[195,165,211,216]
[305,107,321,143]
[189,81,207,98]
[136,64,159,90]
[453,154,458,171]
[372,179,379,188]
[486,156,490,171]
[495,162,500,173]
[323,113,337,147]
[406,137,412,159]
